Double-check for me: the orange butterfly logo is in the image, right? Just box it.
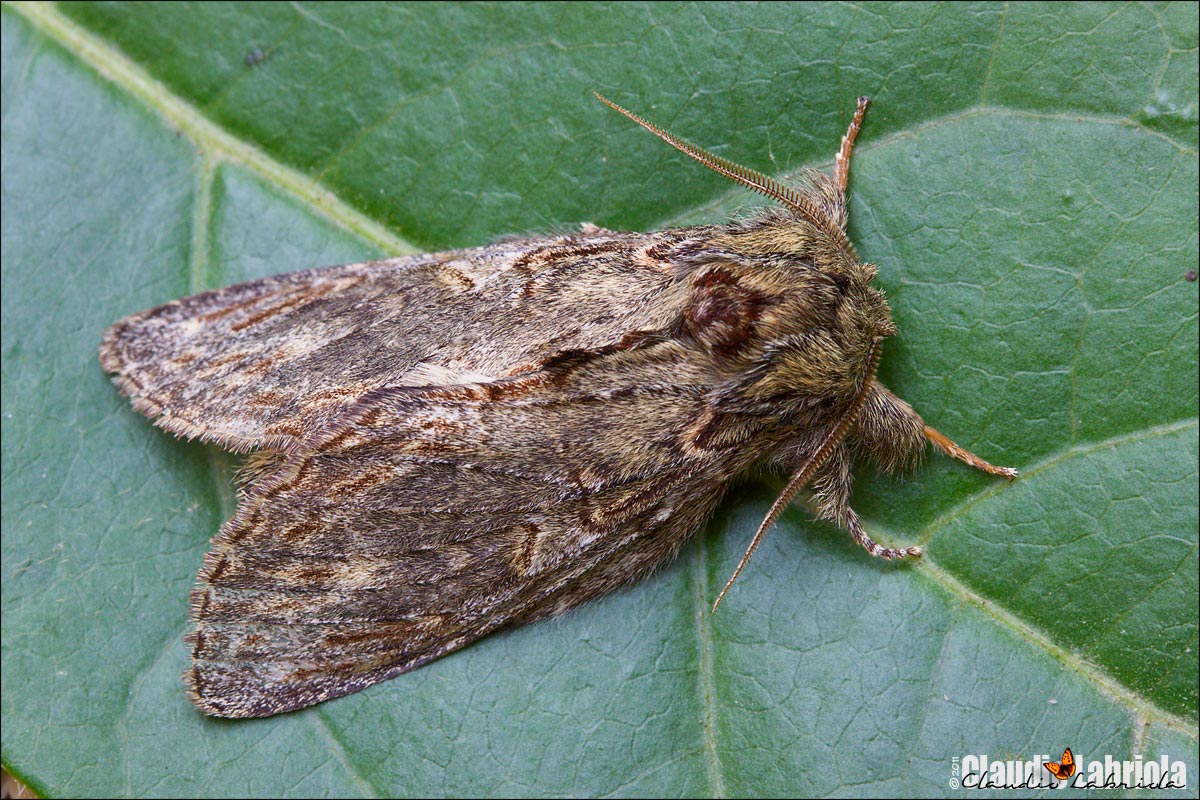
[1045,747,1076,780]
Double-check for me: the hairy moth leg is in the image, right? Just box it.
[923,425,1018,480]
[713,340,885,610]
[853,382,1018,481]
[811,442,922,560]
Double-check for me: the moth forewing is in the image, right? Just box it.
[101,95,1015,717]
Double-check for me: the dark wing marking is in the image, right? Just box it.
[185,341,763,717]
[100,229,704,452]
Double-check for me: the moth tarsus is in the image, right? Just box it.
[101,93,1017,717]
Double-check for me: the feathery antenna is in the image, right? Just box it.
[594,91,853,256]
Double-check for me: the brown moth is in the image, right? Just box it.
[99,94,1016,718]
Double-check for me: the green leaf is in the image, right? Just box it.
[3,2,1196,796]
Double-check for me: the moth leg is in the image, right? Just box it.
[844,506,921,559]
[924,425,1018,480]
[852,382,927,474]
[835,96,870,192]
[854,381,1018,480]
[811,442,921,559]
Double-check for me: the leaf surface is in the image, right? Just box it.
[2,3,1196,796]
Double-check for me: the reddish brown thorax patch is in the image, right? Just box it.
[685,269,772,357]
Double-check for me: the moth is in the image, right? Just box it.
[100,94,1016,718]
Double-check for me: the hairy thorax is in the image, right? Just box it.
[683,216,893,418]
